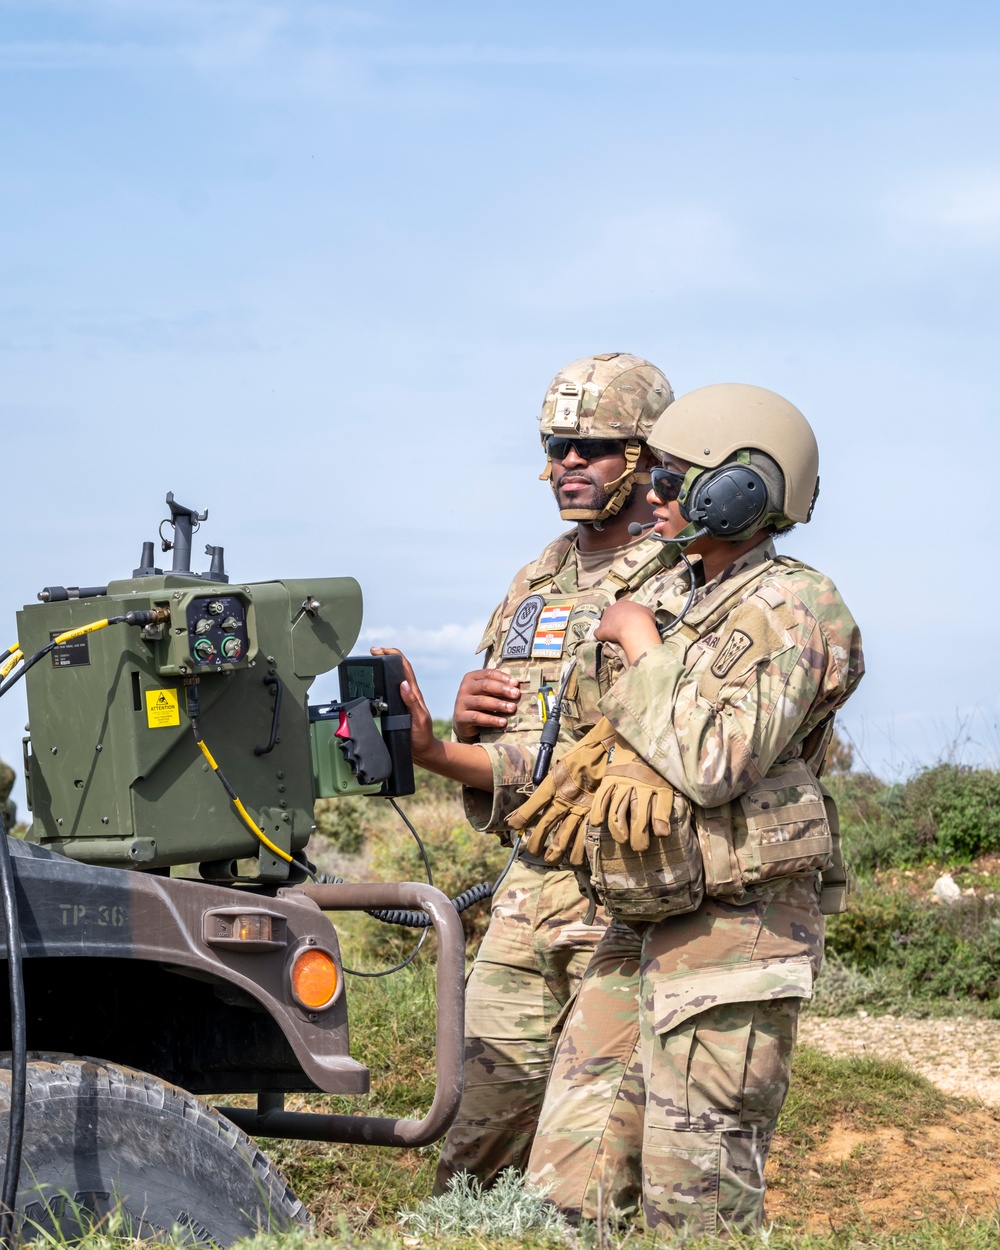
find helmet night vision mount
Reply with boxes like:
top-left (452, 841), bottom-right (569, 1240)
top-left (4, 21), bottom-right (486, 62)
top-left (18, 494), bottom-right (412, 883)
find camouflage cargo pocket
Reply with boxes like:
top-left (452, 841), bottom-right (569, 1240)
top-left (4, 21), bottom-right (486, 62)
top-left (585, 793), bottom-right (704, 923)
top-left (730, 758), bottom-right (832, 889)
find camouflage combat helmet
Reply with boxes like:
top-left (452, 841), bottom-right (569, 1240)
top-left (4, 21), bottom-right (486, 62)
top-left (648, 383), bottom-right (819, 535)
top-left (538, 352), bottom-right (674, 524)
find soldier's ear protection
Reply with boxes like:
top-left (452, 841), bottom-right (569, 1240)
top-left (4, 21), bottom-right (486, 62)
top-left (681, 463), bottom-right (768, 536)
top-left (651, 460), bottom-right (769, 538)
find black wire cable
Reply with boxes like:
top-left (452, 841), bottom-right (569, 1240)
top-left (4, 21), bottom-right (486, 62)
top-left (388, 797), bottom-right (434, 885)
top-left (0, 617), bottom-right (127, 702)
top-left (658, 549), bottom-right (699, 638)
top-left (350, 812), bottom-right (519, 937)
top-left (340, 796), bottom-right (435, 977)
top-left (0, 806), bottom-right (26, 1248)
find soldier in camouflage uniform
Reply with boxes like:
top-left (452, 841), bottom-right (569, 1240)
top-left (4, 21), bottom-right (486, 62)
top-left (513, 384), bottom-right (864, 1233)
top-left (0, 760), bottom-right (16, 832)
top-left (375, 353), bottom-right (674, 1202)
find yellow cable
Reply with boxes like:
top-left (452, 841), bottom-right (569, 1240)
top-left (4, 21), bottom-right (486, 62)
top-left (52, 619), bottom-right (115, 646)
top-left (194, 736), bottom-right (293, 864)
top-left (196, 738), bottom-right (219, 771)
top-left (0, 651), bottom-right (23, 679)
top-left (232, 798), bottom-right (292, 863)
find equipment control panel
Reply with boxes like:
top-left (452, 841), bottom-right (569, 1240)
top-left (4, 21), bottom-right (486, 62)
top-left (185, 595), bottom-right (250, 670)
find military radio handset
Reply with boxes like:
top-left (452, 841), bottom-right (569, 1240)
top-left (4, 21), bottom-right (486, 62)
top-left (531, 659), bottom-right (577, 786)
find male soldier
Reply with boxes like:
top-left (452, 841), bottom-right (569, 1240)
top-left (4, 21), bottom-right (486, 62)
top-left (513, 384), bottom-right (864, 1233)
top-left (376, 352), bottom-right (673, 1205)
top-left (0, 760), bottom-right (15, 832)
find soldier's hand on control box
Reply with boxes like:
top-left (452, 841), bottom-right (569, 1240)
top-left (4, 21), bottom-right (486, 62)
top-left (452, 670), bottom-right (521, 742)
top-left (370, 649), bottom-right (497, 793)
top-left (369, 648), bottom-right (439, 768)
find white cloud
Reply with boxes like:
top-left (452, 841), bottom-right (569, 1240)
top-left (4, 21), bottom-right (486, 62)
top-left (359, 622), bottom-right (482, 657)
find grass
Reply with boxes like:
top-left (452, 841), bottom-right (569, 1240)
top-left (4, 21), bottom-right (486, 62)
top-left (17, 1216), bottom-right (1000, 1250)
top-left (776, 1046), bottom-right (947, 1154)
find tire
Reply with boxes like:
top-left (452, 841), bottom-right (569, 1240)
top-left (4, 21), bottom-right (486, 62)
top-left (0, 1053), bottom-right (310, 1247)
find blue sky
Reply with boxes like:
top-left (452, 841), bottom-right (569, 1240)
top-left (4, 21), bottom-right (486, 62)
top-left (1, 1), bottom-right (999, 810)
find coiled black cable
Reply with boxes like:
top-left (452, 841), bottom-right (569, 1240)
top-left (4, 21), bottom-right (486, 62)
top-left (0, 807), bottom-right (26, 1249)
top-left (325, 797), bottom-right (503, 976)
top-left (367, 879), bottom-right (493, 929)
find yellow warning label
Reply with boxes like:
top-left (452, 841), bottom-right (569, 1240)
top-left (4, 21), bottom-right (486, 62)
top-left (145, 688), bottom-right (180, 729)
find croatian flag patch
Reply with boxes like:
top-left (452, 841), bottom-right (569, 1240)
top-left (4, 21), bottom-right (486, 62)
top-left (532, 605), bottom-right (572, 658)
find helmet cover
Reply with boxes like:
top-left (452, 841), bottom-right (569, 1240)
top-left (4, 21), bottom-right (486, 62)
top-left (539, 352), bottom-right (674, 523)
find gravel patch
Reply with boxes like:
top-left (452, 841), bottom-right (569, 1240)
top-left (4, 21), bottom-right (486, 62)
top-left (799, 1013), bottom-right (1000, 1105)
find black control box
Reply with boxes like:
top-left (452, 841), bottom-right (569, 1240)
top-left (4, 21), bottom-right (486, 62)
top-left (337, 654), bottom-right (415, 798)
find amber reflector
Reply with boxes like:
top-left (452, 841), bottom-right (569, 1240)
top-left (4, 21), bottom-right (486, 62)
top-left (292, 949), bottom-right (338, 1008)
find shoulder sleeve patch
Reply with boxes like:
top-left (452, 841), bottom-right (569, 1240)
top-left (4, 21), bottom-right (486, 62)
top-left (500, 594), bottom-right (545, 660)
top-left (710, 629), bottom-right (754, 678)
top-left (695, 600), bottom-right (794, 702)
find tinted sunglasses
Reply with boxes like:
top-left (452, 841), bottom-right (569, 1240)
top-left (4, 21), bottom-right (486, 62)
top-left (649, 466), bottom-right (688, 504)
top-left (545, 436), bottom-right (625, 461)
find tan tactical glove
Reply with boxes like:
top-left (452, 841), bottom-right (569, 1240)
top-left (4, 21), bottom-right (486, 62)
top-left (507, 716), bottom-right (616, 866)
top-left (590, 738), bottom-right (676, 853)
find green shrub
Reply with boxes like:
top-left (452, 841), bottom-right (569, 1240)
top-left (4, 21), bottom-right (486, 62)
top-left (399, 1170), bottom-right (569, 1239)
top-left (314, 794), bottom-right (374, 856)
top-left (824, 883), bottom-right (1000, 1010)
top-left (825, 771), bottom-right (902, 875)
top-left (828, 764), bottom-right (1000, 874)
top-left (824, 888), bottom-right (919, 971)
top-left (900, 764), bottom-right (1000, 862)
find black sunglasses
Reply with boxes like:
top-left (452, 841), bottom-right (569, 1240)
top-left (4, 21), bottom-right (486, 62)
top-left (649, 466), bottom-right (688, 504)
top-left (545, 436), bottom-right (625, 461)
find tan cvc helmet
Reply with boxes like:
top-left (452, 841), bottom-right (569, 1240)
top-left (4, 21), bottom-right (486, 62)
top-left (648, 383), bottom-right (820, 532)
top-left (538, 352), bottom-right (674, 523)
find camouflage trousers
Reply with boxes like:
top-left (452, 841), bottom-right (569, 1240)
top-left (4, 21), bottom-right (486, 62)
top-left (529, 874), bottom-right (824, 1234)
top-left (433, 858), bottom-right (608, 1193)
top-left (526, 918), bottom-right (645, 1222)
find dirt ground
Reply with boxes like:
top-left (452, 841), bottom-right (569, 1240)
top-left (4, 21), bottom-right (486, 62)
top-left (766, 1014), bottom-right (1000, 1229)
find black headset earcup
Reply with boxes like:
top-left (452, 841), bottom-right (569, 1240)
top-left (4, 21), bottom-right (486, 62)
top-left (681, 465), bottom-right (769, 537)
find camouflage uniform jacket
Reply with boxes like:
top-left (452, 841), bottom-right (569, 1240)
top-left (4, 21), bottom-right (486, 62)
top-left (599, 539), bottom-right (865, 812)
top-left (464, 531), bottom-right (675, 835)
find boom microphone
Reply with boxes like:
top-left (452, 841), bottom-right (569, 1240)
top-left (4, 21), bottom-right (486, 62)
top-left (635, 524), bottom-right (711, 547)
top-left (627, 521), bottom-right (657, 536)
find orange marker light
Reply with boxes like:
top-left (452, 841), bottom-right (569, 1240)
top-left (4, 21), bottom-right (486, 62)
top-left (236, 914), bottom-right (273, 943)
top-left (292, 948), bottom-right (338, 1009)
